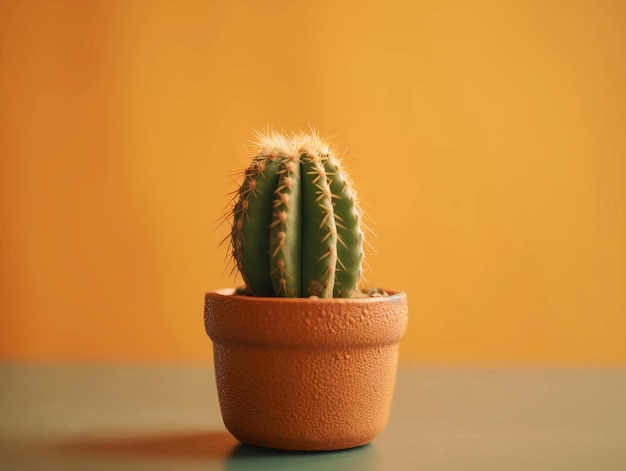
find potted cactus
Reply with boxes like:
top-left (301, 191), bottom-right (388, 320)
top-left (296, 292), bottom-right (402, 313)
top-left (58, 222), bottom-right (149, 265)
top-left (204, 131), bottom-right (408, 451)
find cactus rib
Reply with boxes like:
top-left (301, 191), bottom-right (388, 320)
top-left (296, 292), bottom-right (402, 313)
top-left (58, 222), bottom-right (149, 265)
top-left (270, 155), bottom-right (301, 296)
top-left (322, 157), bottom-right (364, 297)
top-left (301, 153), bottom-right (337, 297)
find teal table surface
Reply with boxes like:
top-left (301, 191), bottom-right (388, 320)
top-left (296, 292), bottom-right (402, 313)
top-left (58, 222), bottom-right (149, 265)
top-left (1, 364), bottom-right (625, 470)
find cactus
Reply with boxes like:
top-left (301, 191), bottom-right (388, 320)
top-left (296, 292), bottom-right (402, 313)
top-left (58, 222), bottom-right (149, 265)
top-left (229, 131), bottom-right (365, 298)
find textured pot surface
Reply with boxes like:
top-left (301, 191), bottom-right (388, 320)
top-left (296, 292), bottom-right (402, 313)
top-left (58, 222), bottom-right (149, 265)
top-left (204, 290), bottom-right (408, 451)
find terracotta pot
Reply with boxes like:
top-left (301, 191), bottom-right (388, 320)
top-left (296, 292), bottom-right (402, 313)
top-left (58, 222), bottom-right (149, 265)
top-left (204, 289), bottom-right (408, 451)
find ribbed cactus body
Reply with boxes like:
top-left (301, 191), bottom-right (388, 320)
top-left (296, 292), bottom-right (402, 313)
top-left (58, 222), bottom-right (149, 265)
top-left (231, 133), bottom-right (364, 298)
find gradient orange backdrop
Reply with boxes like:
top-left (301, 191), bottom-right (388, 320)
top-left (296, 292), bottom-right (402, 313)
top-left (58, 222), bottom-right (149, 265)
top-left (1, 0), bottom-right (624, 364)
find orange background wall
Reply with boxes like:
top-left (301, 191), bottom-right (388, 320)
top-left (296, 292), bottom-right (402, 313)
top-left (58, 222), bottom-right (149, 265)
top-left (1, 0), bottom-right (624, 364)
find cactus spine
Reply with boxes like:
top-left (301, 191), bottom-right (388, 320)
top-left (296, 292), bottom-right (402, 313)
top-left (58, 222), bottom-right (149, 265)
top-left (230, 131), bottom-right (364, 298)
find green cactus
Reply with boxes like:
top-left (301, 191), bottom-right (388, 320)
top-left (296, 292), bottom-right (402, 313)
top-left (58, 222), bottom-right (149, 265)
top-left (229, 131), bottom-right (365, 298)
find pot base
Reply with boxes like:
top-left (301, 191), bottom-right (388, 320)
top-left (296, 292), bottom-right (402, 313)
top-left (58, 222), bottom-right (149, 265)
top-left (233, 433), bottom-right (377, 452)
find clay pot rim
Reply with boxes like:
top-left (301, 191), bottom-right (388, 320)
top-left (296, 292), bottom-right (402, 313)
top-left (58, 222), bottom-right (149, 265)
top-left (205, 288), bottom-right (408, 348)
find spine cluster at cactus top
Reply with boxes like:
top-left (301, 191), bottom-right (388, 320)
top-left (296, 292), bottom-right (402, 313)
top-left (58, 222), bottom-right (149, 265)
top-left (230, 131), bottom-right (364, 298)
